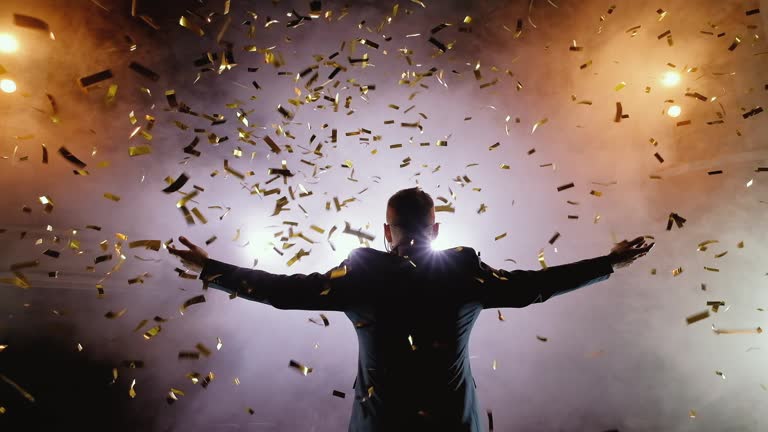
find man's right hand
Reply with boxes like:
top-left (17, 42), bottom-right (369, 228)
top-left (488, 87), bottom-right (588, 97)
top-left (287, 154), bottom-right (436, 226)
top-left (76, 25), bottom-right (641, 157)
top-left (168, 236), bottom-right (209, 273)
top-left (607, 236), bottom-right (654, 271)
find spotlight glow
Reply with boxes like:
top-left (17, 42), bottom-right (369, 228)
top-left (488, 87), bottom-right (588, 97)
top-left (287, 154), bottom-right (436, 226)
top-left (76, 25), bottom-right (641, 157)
top-left (667, 105), bottom-right (681, 117)
top-left (661, 71), bottom-right (681, 87)
top-left (0, 33), bottom-right (18, 53)
top-left (0, 79), bottom-right (16, 93)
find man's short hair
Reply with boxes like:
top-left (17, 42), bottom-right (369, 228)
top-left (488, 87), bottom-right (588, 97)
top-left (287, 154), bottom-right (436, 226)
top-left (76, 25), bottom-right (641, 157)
top-left (386, 187), bottom-right (434, 234)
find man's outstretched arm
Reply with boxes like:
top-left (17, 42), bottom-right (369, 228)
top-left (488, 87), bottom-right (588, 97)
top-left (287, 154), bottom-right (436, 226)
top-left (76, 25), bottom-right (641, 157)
top-left (476, 236), bottom-right (654, 309)
top-left (169, 236), bottom-right (355, 311)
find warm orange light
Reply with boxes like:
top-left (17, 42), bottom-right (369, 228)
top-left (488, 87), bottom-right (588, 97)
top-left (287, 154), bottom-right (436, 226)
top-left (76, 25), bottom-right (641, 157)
top-left (661, 71), bottom-right (681, 87)
top-left (0, 79), bottom-right (16, 93)
top-left (667, 105), bottom-right (681, 117)
top-left (0, 33), bottom-right (18, 53)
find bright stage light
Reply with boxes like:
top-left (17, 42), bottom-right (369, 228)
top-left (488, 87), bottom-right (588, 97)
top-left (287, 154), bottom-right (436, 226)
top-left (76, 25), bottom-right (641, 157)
top-left (661, 71), bottom-right (680, 87)
top-left (667, 105), bottom-right (681, 117)
top-left (0, 79), bottom-right (16, 93)
top-left (0, 33), bottom-right (18, 53)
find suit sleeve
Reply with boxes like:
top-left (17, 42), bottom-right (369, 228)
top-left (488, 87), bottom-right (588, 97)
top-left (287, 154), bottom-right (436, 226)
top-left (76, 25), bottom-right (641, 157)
top-left (474, 254), bottom-right (615, 309)
top-left (198, 256), bottom-right (356, 311)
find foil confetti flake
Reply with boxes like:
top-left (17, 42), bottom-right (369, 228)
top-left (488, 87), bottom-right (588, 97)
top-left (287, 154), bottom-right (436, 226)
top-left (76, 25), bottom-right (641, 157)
top-left (289, 359), bottom-right (313, 376)
top-left (179, 295), bottom-right (206, 315)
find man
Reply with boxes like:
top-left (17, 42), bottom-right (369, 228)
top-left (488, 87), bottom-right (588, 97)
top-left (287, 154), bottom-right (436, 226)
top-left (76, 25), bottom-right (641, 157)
top-left (169, 187), bottom-right (654, 431)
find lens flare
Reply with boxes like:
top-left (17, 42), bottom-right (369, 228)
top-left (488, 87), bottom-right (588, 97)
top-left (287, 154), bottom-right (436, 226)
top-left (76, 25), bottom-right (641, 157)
top-left (661, 71), bottom-right (681, 87)
top-left (0, 79), bottom-right (17, 93)
top-left (0, 33), bottom-right (18, 53)
top-left (667, 105), bottom-right (681, 117)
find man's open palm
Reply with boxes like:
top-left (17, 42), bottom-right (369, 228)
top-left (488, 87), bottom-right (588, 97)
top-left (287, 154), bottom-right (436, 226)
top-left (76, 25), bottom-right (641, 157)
top-left (168, 236), bottom-right (208, 273)
top-left (608, 236), bottom-right (654, 270)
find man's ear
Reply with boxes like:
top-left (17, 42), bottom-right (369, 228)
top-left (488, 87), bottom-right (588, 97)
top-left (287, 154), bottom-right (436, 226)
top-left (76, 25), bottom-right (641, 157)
top-left (384, 223), bottom-right (392, 243)
top-left (432, 223), bottom-right (440, 240)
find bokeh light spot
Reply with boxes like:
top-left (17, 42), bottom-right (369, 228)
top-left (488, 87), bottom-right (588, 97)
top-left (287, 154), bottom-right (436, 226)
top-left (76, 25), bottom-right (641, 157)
top-left (0, 78), bottom-right (17, 93)
top-left (667, 105), bottom-right (681, 117)
top-left (0, 33), bottom-right (18, 53)
top-left (661, 71), bottom-right (681, 87)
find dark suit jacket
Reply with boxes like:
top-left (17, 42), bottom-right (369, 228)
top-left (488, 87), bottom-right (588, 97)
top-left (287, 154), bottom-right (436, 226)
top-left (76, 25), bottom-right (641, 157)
top-left (200, 245), bottom-right (614, 432)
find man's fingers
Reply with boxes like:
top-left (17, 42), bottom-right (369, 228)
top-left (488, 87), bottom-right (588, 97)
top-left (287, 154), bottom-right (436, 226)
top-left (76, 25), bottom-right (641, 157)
top-left (179, 236), bottom-right (196, 249)
top-left (168, 246), bottom-right (179, 256)
top-left (633, 244), bottom-right (654, 256)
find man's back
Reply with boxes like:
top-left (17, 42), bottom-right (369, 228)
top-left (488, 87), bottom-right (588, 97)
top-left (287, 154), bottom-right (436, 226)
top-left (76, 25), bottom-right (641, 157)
top-left (343, 246), bottom-right (485, 431)
top-left (197, 243), bottom-right (616, 432)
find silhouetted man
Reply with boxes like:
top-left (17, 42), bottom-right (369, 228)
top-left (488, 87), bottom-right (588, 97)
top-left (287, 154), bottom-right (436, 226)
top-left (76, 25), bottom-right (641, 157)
top-left (169, 187), bottom-right (654, 432)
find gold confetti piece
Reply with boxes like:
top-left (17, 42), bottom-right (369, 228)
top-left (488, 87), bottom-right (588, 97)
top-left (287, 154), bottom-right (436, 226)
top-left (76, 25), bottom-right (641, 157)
top-left (704, 266), bottom-right (720, 272)
top-left (536, 335), bottom-right (548, 342)
top-left (289, 359), bottom-right (313, 376)
top-left (216, 337), bottom-right (223, 351)
top-left (162, 173), bottom-right (189, 193)
top-left (614, 102), bottom-right (623, 122)
top-left (129, 378), bottom-right (137, 398)
top-left (223, 160), bottom-right (245, 180)
top-left (233, 377), bottom-right (240, 385)
top-left (0, 345), bottom-right (7, 352)
top-left (494, 232), bottom-right (507, 241)
top-left (196, 343), bottom-right (212, 357)
top-left (103, 193), bottom-right (121, 202)
top-left (497, 310), bottom-right (505, 321)
top-left (143, 325), bottom-right (161, 340)
top-left (105, 84), bottom-right (118, 104)
top-left (132, 319), bottom-right (148, 333)
top-left (10, 260), bottom-right (39, 271)
top-left (537, 250), bottom-right (547, 269)
top-left (712, 325), bottom-right (763, 335)
top-left (128, 146), bottom-right (151, 157)
top-left (672, 267), bottom-right (684, 276)
top-left (14, 13), bottom-right (54, 40)
top-left (179, 15), bottom-right (204, 36)
top-left (180, 295), bottom-right (206, 315)
top-left (557, 182), bottom-right (574, 192)
top-left (287, 248), bottom-right (311, 266)
top-left (614, 82), bottom-right (626, 91)
top-left (128, 240), bottom-right (161, 251)
top-left (686, 310), bottom-right (709, 324)
top-left (727, 36), bottom-right (741, 51)
top-left (176, 190), bottom-right (198, 209)
top-left (697, 240), bottom-right (719, 251)
top-left (58, 146), bottom-right (87, 169)
top-left (105, 308), bottom-right (127, 319)
top-left (128, 62), bottom-right (159, 82)
top-left (191, 208), bottom-right (207, 224)
top-left (737, 241), bottom-right (744, 248)
top-left (178, 351), bottom-right (200, 360)
top-left (329, 265), bottom-right (347, 279)
top-left (531, 118), bottom-right (548, 134)
top-left (0, 373), bottom-right (35, 402)
top-left (548, 232), bottom-right (560, 244)
top-left (689, 409), bottom-right (696, 418)
top-left (342, 222), bottom-right (375, 242)
top-left (666, 213), bottom-right (687, 230)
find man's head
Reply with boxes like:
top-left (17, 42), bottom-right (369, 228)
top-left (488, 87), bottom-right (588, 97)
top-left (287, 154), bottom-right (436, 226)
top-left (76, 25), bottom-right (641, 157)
top-left (384, 187), bottom-right (440, 251)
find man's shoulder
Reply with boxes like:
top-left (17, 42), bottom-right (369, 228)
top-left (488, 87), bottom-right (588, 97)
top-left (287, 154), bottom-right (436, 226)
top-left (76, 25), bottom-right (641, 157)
top-left (347, 246), bottom-right (479, 259)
